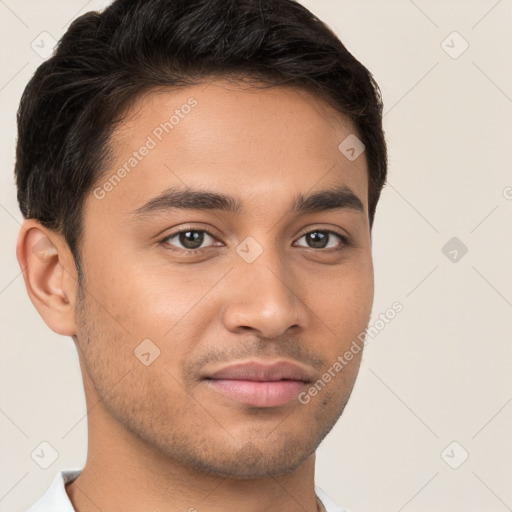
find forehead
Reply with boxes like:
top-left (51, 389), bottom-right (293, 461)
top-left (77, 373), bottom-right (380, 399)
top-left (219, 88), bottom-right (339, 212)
top-left (91, 79), bottom-right (369, 219)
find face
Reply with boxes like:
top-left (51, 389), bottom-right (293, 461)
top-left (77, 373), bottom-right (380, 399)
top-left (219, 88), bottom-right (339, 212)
top-left (74, 79), bottom-right (374, 478)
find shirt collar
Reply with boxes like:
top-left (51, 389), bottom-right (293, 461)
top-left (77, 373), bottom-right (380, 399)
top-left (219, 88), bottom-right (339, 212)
top-left (27, 469), bottom-right (82, 512)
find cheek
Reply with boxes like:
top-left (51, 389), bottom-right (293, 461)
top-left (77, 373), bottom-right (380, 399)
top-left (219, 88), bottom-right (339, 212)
top-left (81, 245), bottom-right (205, 335)
top-left (314, 256), bottom-right (374, 330)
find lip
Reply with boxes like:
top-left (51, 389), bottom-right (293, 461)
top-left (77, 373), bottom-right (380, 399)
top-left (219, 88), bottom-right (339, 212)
top-left (203, 361), bottom-right (313, 408)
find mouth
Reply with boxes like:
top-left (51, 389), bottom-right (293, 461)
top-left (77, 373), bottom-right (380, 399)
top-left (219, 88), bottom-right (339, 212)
top-left (202, 361), bottom-right (313, 408)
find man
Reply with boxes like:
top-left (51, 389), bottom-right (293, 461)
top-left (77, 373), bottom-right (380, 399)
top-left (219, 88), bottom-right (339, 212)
top-left (15, 0), bottom-right (387, 510)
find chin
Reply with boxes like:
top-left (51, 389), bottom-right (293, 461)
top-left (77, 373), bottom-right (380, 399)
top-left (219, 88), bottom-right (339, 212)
top-left (170, 432), bottom-right (318, 479)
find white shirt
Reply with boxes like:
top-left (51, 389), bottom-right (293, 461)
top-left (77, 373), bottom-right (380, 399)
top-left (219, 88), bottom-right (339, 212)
top-left (26, 469), bottom-right (351, 512)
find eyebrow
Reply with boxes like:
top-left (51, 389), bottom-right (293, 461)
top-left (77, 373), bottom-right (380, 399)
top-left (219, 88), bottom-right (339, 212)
top-left (131, 184), bottom-right (364, 219)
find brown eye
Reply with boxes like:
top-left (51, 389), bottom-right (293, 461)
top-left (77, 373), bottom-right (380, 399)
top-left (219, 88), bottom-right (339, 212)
top-left (163, 230), bottom-right (217, 251)
top-left (295, 230), bottom-right (346, 250)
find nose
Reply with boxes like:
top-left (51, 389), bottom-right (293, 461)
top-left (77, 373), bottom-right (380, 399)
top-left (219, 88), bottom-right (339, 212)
top-left (220, 248), bottom-right (310, 339)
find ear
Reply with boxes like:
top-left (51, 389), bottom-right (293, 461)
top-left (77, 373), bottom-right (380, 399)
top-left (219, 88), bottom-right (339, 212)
top-left (16, 220), bottom-right (79, 336)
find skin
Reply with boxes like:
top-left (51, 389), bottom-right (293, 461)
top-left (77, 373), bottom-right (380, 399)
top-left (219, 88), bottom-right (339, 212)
top-left (17, 79), bottom-right (374, 512)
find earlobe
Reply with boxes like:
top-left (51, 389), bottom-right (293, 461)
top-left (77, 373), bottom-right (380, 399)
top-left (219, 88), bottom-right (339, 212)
top-left (16, 220), bottom-right (79, 336)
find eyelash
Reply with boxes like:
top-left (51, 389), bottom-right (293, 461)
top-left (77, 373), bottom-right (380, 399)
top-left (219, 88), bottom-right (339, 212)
top-left (159, 226), bottom-right (350, 256)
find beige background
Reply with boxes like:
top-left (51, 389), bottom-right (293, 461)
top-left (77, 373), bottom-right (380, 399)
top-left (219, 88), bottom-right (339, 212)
top-left (1, 1), bottom-right (511, 511)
